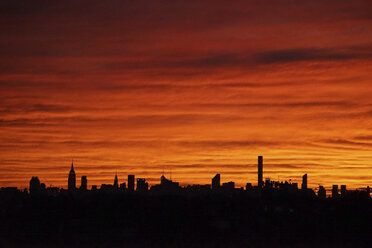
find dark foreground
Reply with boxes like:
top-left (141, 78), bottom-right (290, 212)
top-left (1, 190), bottom-right (371, 248)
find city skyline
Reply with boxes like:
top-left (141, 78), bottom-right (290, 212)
top-left (1, 2), bottom-right (372, 246)
top-left (22, 156), bottom-right (370, 193)
top-left (1, 1), bottom-right (372, 189)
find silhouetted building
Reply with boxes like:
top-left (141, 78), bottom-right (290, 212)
top-left (29, 177), bottom-right (41, 196)
top-left (258, 156), bottom-right (263, 188)
top-left (46, 187), bottom-right (59, 196)
top-left (212, 174), bottom-right (220, 190)
top-left (272, 180), bottom-right (298, 192)
top-left (367, 186), bottom-right (370, 196)
top-left (136, 178), bottom-right (148, 192)
top-left (302, 174), bottom-right (307, 190)
top-left (68, 161), bottom-right (76, 191)
top-left (246, 183), bottom-right (252, 190)
top-left (0, 187), bottom-right (18, 193)
top-left (114, 173), bottom-right (118, 189)
top-left (341, 185), bottom-right (346, 197)
top-left (161, 175), bottom-right (180, 187)
top-left (81, 176), bottom-right (87, 190)
top-left (128, 175), bottom-right (135, 192)
top-left (120, 183), bottom-right (126, 191)
top-left (292, 182), bottom-right (298, 190)
top-left (318, 185), bottom-right (326, 199)
top-left (0, 187), bottom-right (20, 199)
top-left (186, 184), bottom-right (211, 193)
top-left (151, 175), bottom-right (181, 193)
top-left (160, 174), bottom-right (168, 185)
top-left (221, 182), bottom-right (235, 191)
top-left (332, 185), bottom-right (338, 198)
top-left (91, 185), bottom-right (98, 191)
top-left (100, 184), bottom-right (114, 192)
top-left (265, 178), bottom-right (271, 186)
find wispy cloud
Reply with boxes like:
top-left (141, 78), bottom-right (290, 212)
top-left (1, 0), bottom-right (372, 189)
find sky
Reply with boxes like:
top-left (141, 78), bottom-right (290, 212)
top-left (1, 0), bottom-right (372, 190)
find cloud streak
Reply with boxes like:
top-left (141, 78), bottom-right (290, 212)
top-left (0, 0), bottom-right (372, 189)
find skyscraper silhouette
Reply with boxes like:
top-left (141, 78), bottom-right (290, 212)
top-left (81, 176), bottom-right (87, 190)
top-left (29, 176), bottom-right (41, 196)
top-left (114, 173), bottom-right (118, 188)
top-left (68, 161), bottom-right (76, 191)
top-left (222, 181), bottom-right (235, 191)
top-left (318, 185), bottom-right (326, 199)
top-left (128, 175), bottom-right (135, 192)
top-left (212, 174), bottom-right (220, 190)
top-left (302, 174), bottom-right (307, 190)
top-left (258, 156), bottom-right (263, 188)
top-left (332, 185), bottom-right (338, 198)
top-left (341, 185), bottom-right (346, 197)
top-left (136, 178), bottom-right (148, 192)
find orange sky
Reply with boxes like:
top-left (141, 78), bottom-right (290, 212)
top-left (1, 0), bottom-right (372, 190)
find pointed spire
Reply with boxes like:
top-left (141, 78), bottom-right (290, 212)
top-left (114, 171), bottom-right (118, 187)
top-left (70, 159), bottom-right (74, 172)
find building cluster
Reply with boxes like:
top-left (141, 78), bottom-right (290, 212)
top-left (25, 156), bottom-right (371, 199)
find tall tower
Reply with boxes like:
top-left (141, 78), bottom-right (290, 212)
top-left (128, 175), bottom-right (135, 192)
top-left (68, 161), bottom-right (76, 191)
top-left (302, 174), bottom-right (308, 190)
top-left (81, 176), bottom-right (87, 190)
top-left (258, 156), bottom-right (263, 188)
top-left (212, 174), bottom-right (220, 190)
top-left (114, 172), bottom-right (118, 188)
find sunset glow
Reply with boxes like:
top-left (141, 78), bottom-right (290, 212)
top-left (1, 0), bottom-right (372, 189)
